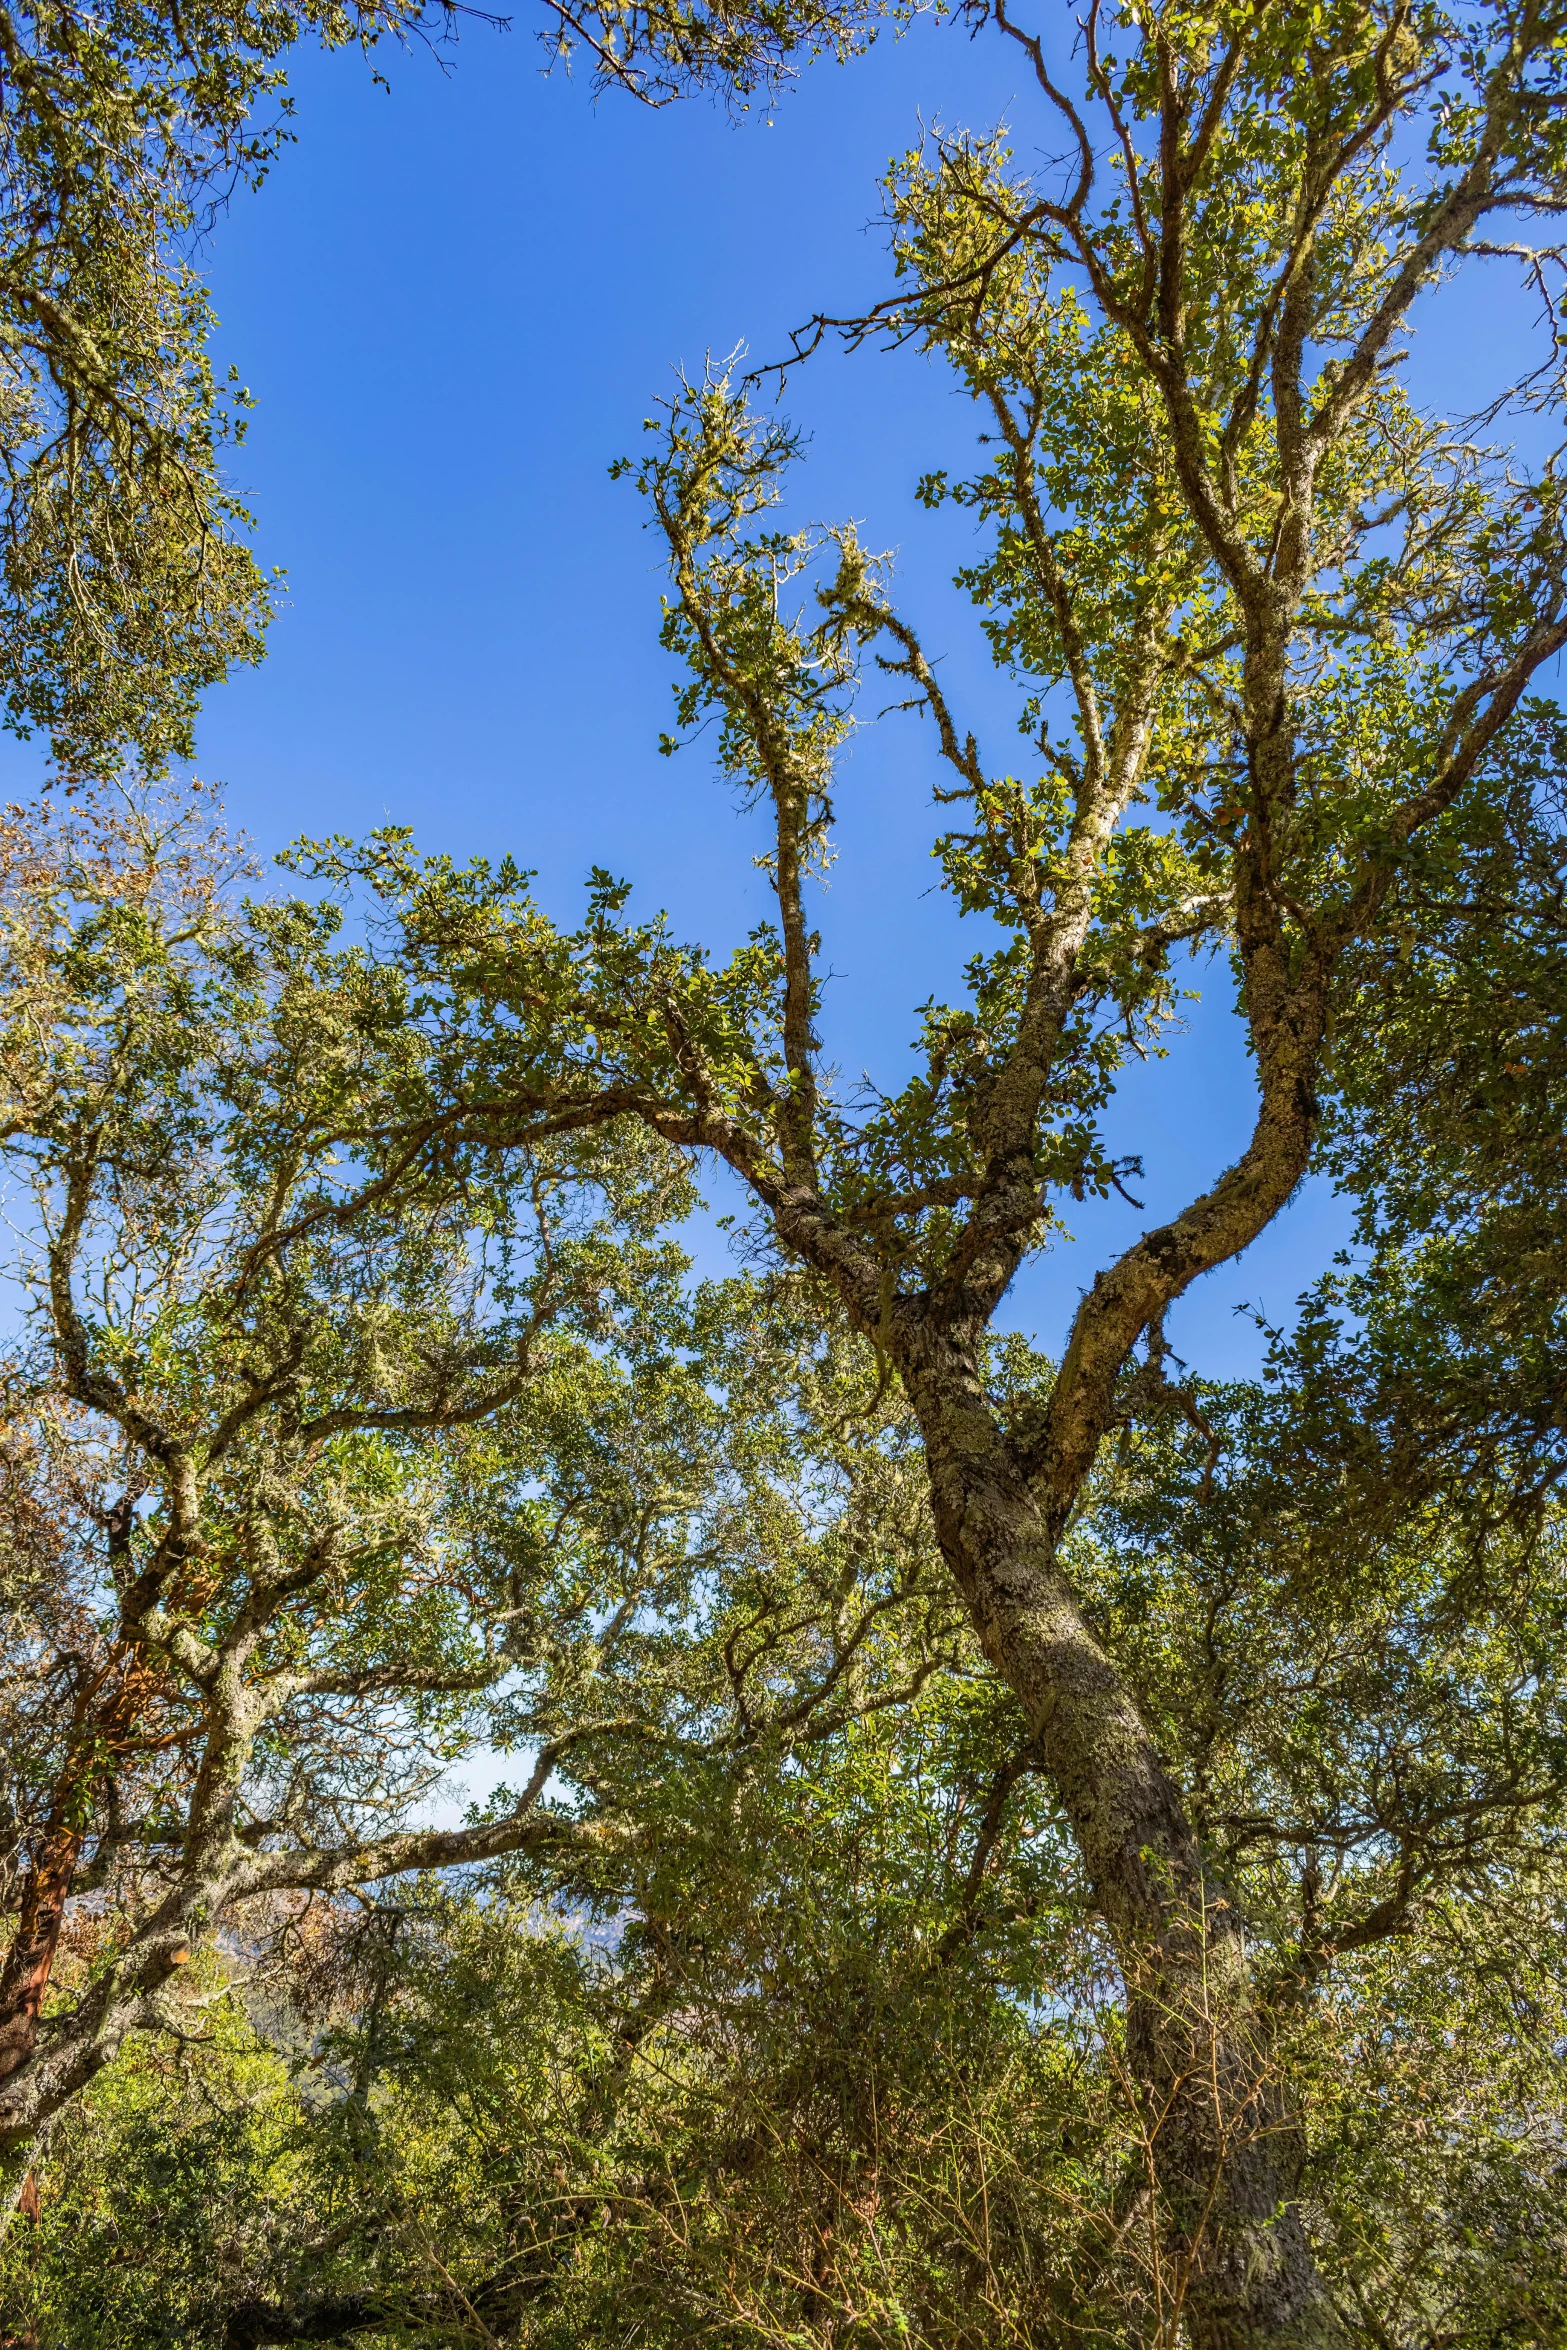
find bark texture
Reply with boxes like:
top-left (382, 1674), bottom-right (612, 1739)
top-left (905, 1321), bottom-right (1337, 2346)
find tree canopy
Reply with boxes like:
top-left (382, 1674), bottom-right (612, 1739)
top-left (5, 2), bottom-right (1567, 2347)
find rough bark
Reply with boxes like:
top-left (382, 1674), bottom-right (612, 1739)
top-left (900, 1316), bottom-right (1336, 2346)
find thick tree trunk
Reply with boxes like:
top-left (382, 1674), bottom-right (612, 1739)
top-left (908, 1348), bottom-right (1339, 2347)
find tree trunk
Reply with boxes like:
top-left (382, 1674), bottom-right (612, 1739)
top-left (909, 1353), bottom-right (1340, 2347)
top-left (0, 1781), bottom-right (91, 2236)
top-left (0, 1802), bottom-right (88, 2088)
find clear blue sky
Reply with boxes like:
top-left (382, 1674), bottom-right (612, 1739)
top-left (22, 15), bottom-right (1549, 1374)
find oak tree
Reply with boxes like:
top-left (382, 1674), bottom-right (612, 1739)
top-left (320, 3), bottom-right (1567, 2336)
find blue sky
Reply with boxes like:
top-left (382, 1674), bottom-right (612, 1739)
top-left (22, 12), bottom-right (1551, 1375)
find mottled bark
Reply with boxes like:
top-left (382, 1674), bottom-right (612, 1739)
top-left (907, 1331), bottom-right (1335, 2345)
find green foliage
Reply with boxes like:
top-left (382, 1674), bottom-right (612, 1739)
top-left (3, 1979), bottom-right (305, 2348)
top-left (13, 1378), bottom-right (1567, 2348)
top-left (12, 1), bottom-right (1567, 2339)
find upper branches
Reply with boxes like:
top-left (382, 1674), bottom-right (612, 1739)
top-left (560, 7), bottom-right (1567, 1554)
top-left (535, 0), bottom-right (905, 103)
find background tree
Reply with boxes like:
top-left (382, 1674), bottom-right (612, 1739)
top-left (0, 786), bottom-right (703, 2180)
